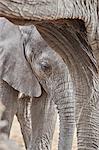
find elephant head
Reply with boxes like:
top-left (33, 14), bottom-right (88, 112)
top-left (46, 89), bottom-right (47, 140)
top-left (0, 18), bottom-right (75, 150)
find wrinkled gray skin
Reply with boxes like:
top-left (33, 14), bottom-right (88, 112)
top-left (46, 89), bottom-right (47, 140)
top-left (0, 18), bottom-right (75, 150)
top-left (0, 1), bottom-right (98, 150)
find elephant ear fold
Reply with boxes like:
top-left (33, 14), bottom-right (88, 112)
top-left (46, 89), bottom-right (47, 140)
top-left (0, 19), bottom-right (41, 97)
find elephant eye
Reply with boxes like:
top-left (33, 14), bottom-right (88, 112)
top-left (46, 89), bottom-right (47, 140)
top-left (40, 61), bottom-right (52, 75)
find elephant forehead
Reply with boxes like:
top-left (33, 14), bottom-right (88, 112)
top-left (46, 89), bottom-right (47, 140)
top-left (40, 49), bottom-right (65, 64)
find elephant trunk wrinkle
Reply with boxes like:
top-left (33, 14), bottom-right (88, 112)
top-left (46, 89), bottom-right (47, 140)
top-left (51, 75), bottom-right (75, 150)
top-left (74, 79), bottom-right (99, 150)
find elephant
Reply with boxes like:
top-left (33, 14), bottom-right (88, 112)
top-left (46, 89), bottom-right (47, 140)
top-left (0, 17), bottom-right (75, 150)
top-left (0, 1), bottom-right (98, 150)
top-left (0, 18), bottom-right (57, 150)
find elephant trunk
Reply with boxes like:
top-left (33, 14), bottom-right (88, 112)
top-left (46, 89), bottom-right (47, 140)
top-left (57, 100), bottom-right (75, 150)
top-left (54, 72), bottom-right (75, 150)
top-left (29, 89), bottom-right (57, 150)
top-left (74, 72), bottom-right (99, 150)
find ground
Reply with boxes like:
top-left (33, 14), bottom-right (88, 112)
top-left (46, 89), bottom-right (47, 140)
top-left (10, 116), bottom-right (77, 150)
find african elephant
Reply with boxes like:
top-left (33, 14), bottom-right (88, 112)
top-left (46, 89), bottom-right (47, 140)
top-left (0, 18), bottom-right (75, 150)
top-left (0, 18), bottom-right (57, 150)
top-left (0, 1), bottom-right (98, 150)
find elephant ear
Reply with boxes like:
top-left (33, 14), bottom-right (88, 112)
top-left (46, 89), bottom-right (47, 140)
top-left (0, 18), bottom-right (41, 97)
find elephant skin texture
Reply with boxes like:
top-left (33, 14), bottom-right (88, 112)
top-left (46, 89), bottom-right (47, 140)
top-left (0, 1), bottom-right (98, 150)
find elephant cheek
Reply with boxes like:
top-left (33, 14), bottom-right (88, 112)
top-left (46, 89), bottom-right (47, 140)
top-left (53, 78), bottom-right (75, 150)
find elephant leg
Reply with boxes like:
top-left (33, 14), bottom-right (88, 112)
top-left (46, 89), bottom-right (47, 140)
top-left (16, 96), bottom-right (32, 149)
top-left (0, 79), bottom-right (18, 136)
top-left (74, 73), bottom-right (99, 150)
top-left (28, 89), bottom-right (57, 150)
